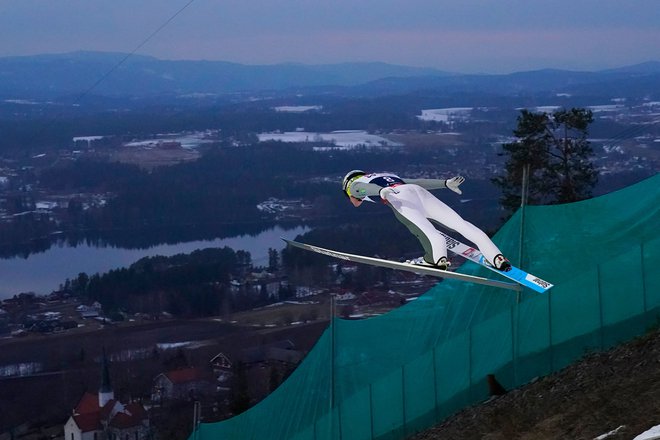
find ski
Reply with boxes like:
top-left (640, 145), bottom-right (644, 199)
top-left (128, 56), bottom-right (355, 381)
top-left (283, 239), bottom-right (521, 292)
top-left (437, 231), bottom-right (553, 294)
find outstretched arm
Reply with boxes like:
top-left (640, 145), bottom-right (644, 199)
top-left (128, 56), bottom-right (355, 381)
top-left (405, 176), bottom-right (465, 194)
top-left (404, 178), bottom-right (447, 190)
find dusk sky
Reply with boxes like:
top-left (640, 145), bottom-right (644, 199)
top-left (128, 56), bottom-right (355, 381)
top-left (1, 0), bottom-right (658, 73)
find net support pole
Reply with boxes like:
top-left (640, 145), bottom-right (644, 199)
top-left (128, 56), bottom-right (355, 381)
top-left (330, 292), bottom-right (336, 439)
top-left (192, 401), bottom-right (201, 440)
top-left (511, 306), bottom-right (518, 386)
top-left (369, 384), bottom-right (375, 440)
top-left (597, 263), bottom-right (604, 350)
top-left (517, 163), bottom-right (530, 303)
top-left (432, 347), bottom-right (439, 423)
top-left (401, 366), bottom-right (407, 438)
top-left (641, 242), bottom-right (648, 312)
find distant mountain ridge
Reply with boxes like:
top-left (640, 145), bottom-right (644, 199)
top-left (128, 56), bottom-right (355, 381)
top-left (359, 62), bottom-right (660, 97)
top-left (0, 51), bottom-right (450, 98)
top-left (0, 51), bottom-right (658, 99)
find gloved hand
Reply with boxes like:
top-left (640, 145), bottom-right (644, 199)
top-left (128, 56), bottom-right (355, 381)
top-left (445, 176), bottom-right (465, 195)
top-left (379, 186), bottom-right (400, 201)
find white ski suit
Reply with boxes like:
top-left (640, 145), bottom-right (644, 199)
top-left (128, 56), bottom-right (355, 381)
top-left (345, 172), bottom-right (504, 266)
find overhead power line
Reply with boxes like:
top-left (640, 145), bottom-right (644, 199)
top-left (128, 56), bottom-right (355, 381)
top-left (74, 0), bottom-right (197, 104)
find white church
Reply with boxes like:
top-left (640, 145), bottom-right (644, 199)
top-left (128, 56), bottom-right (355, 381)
top-left (63, 351), bottom-right (150, 440)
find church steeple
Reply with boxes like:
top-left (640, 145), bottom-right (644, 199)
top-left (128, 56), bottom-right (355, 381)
top-left (98, 348), bottom-right (114, 407)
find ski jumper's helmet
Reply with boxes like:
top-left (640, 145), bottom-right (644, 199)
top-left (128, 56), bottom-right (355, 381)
top-left (342, 170), bottom-right (365, 196)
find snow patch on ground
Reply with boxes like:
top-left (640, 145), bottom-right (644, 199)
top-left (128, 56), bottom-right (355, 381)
top-left (257, 130), bottom-right (402, 149)
top-left (417, 108), bottom-right (473, 122)
top-left (634, 424), bottom-right (660, 440)
top-left (594, 425), bottom-right (626, 439)
top-left (273, 105), bottom-right (322, 112)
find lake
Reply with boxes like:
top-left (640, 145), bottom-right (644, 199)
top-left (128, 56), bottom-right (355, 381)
top-left (0, 225), bottom-right (309, 300)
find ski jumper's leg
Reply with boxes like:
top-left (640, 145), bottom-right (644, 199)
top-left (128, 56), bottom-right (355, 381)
top-left (416, 186), bottom-right (503, 264)
top-left (383, 185), bottom-right (448, 264)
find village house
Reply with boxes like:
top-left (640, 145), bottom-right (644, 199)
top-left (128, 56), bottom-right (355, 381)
top-left (209, 352), bottom-right (233, 392)
top-left (152, 367), bottom-right (215, 402)
top-left (294, 286), bottom-right (324, 299)
top-left (230, 272), bottom-right (288, 301)
top-left (77, 302), bottom-right (103, 319)
top-left (332, 290), bottom-right (357, 303)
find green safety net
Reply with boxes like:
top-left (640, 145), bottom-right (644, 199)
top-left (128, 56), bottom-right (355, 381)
top-left (191, 174), bottom-right (660, 440)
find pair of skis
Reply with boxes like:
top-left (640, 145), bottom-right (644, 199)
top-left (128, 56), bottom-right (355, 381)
top-left (283, 232), bottom-right (553, 294)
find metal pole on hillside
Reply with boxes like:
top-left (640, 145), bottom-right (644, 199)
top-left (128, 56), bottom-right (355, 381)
top-left (330, 292), bottom-right (336, 438)
top-left (517, 163), bottom-right (530, 303)
top-left (192, 401), bottom-right (201, 440)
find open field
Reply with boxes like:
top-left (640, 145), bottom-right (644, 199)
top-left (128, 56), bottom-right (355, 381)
top-left (224, 299), bottom-right (331, 327)
top-left (107, 145), bottom-right (200, 169)
top-left (385, 132), bottom-right (470, 150)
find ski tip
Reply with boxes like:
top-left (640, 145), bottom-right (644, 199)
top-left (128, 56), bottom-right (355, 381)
top-left (523, 273), bottom-right (554, 293)
top-left (282, 238), bottom-right (303, 248)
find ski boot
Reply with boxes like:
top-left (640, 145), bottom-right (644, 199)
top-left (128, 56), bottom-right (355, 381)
top-left (406, 256), bottom-right (451, 271)
top-left (427, 256), bottom-right (451, 271)
top-left (493, 254), bottom-right (512, 272)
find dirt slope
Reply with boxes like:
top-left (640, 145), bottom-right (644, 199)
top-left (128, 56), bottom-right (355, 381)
top-left (410, 328), bottom-right (660, 440)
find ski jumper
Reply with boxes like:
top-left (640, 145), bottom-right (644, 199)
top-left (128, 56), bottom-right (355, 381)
top-left (345, 172), bottom-right (504, 266)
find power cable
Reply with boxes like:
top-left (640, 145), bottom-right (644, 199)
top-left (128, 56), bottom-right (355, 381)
top-left (599, 118), bottom-right (660, 146)
top-left (73, 0), bottom-right (197, 104)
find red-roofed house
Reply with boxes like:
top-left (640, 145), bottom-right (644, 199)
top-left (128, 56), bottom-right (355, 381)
top-left (152, 367), bottom-right (214, 402)
top-left (64, 351), bottom-right (150, 440)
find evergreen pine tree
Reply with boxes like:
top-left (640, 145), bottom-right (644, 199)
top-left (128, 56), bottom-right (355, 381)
top-left (493, 107), bottom-right (597, 214)
top-left (268, 248), bottom-right (279, 272)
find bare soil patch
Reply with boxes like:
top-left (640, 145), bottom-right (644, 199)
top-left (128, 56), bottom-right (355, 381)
top-left (410, 328), bottom-right (660, 440)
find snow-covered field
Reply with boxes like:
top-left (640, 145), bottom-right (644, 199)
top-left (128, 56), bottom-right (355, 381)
top-left (257, 130), bottom-right (402, 149)
top-left (73, 135), bottom-right (105, 142)
top-left (72, 131), bottom-right (218, 150)
top-left (417, 107), bottom-right (473, 122)
top-left (3, 99), bottom-right (43, 105)
top-left (521, 104), bottom-right (626, 114)
top-left (123, 131), bottom-right (217, 149)
top-left (531, 105), bottom-right (562, 113)
top-left (588, 104), bottom-right (626, 112)
top-left (273, 105), bottom-right (322, 112)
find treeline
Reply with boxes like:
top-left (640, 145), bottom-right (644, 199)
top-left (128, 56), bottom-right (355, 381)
top-left (64, 247), bottom-right (251, 318)
top-left (37, 144), bottom-right (433, 241)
